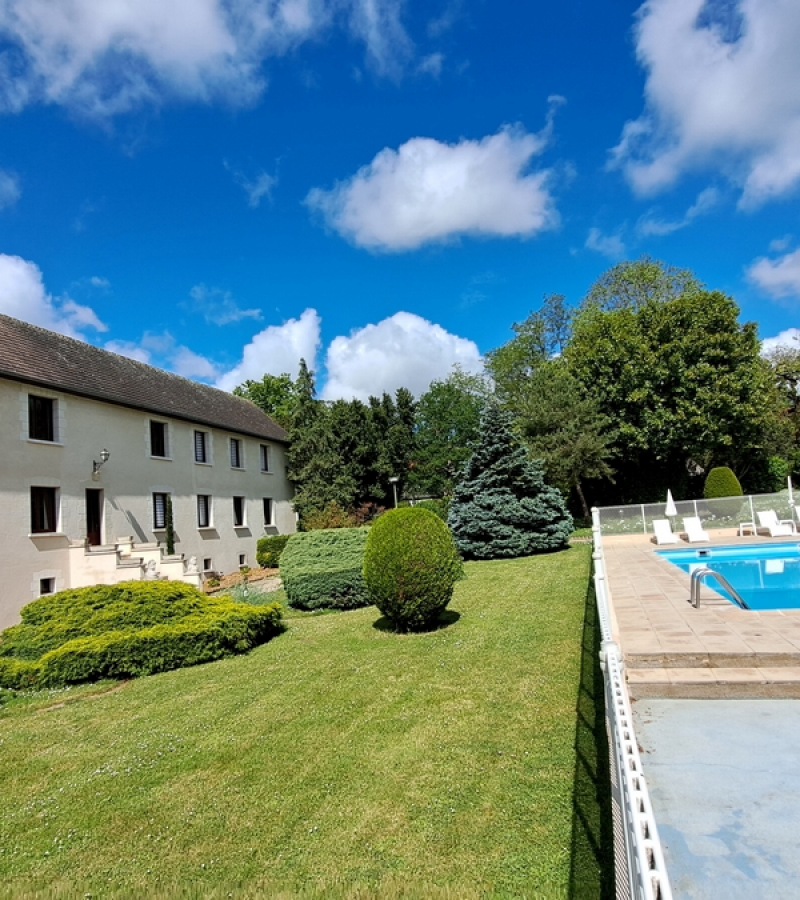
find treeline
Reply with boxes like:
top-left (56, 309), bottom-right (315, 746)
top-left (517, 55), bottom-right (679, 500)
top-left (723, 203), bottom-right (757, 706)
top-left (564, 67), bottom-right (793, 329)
top-left (235, 258), bottom-right (800, 523)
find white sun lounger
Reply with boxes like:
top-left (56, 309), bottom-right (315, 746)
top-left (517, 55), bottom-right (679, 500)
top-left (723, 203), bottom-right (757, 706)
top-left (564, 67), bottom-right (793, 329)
top-left (652, 519), bottom-right (678, 544)
top-left (683, 516), bottom-right (710, 543)
top-left (756, 510), bottom-right (796, 537)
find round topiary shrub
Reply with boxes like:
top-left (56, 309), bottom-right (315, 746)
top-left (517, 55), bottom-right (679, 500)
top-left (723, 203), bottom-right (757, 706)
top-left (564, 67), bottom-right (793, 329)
top-left (363, 507), bottom-right (464, 632)
top-left (704, 466), bottom-right (743, 499)
top-left (703, 466), bottom-right (744, 520)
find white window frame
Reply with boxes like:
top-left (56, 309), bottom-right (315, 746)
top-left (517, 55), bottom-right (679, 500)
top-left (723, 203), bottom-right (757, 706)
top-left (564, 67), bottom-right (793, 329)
top-left (260, 443), bottom-right (271, 473)
top-left (230, 437), bottom-right (243, 469)
top-left (149, 420), bottom-right (170, 459)
top-left (197, 494), bottom-right (212, 529)
top-left (233, 495), bottom-right (246, 527)
top-left (194, 430), bottom-right (211, 465)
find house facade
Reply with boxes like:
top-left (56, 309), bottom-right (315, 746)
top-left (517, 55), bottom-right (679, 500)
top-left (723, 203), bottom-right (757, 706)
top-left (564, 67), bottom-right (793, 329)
top-left (0, 314), bottom-right (296, 629)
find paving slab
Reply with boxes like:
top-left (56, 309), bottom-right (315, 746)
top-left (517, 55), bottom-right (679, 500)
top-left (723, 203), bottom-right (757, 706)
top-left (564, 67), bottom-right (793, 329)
top-left (633, 699), bottom-right (800, 900)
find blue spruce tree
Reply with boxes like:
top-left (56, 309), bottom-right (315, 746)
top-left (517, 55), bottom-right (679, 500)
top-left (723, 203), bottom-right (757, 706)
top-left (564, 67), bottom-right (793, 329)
top-left (447, 403), bottom-right (572, 559)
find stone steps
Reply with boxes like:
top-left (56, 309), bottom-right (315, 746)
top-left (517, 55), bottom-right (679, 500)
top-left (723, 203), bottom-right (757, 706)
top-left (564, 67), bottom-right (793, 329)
top-left (627, 666), bottom-right (800, 699)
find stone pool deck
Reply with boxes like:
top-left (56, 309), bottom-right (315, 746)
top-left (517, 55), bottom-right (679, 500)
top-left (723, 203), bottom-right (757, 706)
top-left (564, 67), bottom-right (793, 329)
top-left (601, 530), bottom-right (800, 698)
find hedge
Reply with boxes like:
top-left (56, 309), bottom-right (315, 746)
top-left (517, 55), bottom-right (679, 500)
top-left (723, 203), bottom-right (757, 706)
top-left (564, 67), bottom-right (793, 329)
top-left (256, 534), bottom-right (292, 568)
top-left (279, 527), bottom-right (371, 611)
top-left (0, 581), bottom-right (283, 689)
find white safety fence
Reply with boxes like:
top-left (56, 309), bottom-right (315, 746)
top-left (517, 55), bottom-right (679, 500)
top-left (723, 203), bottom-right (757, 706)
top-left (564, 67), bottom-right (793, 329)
top-left (592, 509), bottom-right (673, 900)
top-left (596, 488), bottom-right (795, 538)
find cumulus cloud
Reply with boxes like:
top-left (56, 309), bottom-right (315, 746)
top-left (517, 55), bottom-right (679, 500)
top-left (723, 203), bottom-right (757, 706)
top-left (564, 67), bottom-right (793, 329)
top-left (189, 283), bottom-right (262, 325)
top-left (306, 117), bottom-right (560, 252)
top-left (215, 308), bottom-right (321, 391)
top-left (762, 327), bottom-right (800, 355)
top-left (638, 186), bottom-right (721, 236)
top-left (0, 168), bottom-right (20, 208)
top-left (105, 330), bottom-right (221, 379)
top-left (0, 253), bottom-right (106, 337)
top-left (322, 311), bottom-right (482, 401)
top-left (747, 246), bottom-right (800, 298)
top-left (611, 0), bottom-right (800, 207)
top-left (585, 227), bottom-right (626, 259)
top-left (0, 0), bottom-right (413, 117)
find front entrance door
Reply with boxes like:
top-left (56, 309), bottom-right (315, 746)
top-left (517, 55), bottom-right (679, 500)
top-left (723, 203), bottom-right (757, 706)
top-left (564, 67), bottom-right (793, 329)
top-left (86, 489), bottom-right (102, 546)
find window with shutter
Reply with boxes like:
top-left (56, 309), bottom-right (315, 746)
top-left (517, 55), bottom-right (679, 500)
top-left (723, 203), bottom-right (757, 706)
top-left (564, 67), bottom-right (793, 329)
top-left (153, 492), bottom-right (168, 529)
top-left (230, 438), bottom-right (242, 468)
top-left (197, 495), bottom-right (211, 527)
top-left (194, 430), bottom-right (208, 463)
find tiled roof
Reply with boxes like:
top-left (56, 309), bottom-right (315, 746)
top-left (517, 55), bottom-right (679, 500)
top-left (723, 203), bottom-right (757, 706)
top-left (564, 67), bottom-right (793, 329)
top-left (0, 314), bottom-right (288, 443)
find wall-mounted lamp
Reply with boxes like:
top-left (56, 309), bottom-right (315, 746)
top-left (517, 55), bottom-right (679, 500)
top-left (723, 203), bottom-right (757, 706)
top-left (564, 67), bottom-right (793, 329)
top-left (92, 448), bottom-right (110, 475)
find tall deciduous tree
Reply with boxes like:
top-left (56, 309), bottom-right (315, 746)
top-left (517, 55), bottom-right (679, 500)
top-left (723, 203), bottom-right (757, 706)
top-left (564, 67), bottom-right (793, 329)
top-left (233, 373), bottom-right (296, 429)
top-left (448, 404), bottom-right (572, 559)
top-left (565, 264), bottom-right (783, 500)
top-left (515, 360), bottom-right (616, 518)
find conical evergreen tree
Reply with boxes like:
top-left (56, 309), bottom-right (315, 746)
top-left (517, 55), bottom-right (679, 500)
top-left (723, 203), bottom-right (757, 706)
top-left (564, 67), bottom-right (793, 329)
top-left (448, 404), bottom-right (572, 559)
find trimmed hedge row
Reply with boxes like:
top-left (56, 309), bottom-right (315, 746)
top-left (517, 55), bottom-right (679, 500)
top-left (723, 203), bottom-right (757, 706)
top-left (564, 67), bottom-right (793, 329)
top-left (256, 534), bottom-right (292, 568)
top-left (280, 527), bottom-right (370, 610)
top-left (0, 581), bottom-right (283, 689)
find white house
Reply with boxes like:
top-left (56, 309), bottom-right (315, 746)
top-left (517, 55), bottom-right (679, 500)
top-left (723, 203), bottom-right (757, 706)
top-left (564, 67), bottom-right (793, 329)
top-left (0, 313), bottom-right (296, 629)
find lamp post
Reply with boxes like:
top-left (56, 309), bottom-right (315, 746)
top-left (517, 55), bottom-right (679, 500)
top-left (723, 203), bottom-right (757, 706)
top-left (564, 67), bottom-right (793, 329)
top-left (389, 476), bottom-right (399, 508)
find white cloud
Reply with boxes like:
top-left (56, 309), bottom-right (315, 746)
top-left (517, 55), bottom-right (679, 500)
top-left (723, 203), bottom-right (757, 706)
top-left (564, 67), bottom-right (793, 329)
top-left (762, 327), bottom-right (800, 355)
top-left (611, 0), bottom-right (800, 207)
top-left (215, 308), bottom-right (321, 391)
top-left (638, 186), bottom-right (721, 236)
top-left (171, 346), bottom-right (220, 379)
top-left (0, 253), bottom-right (106, 337)
top-left (189, 283), bottom-right (262, 325)
top-left (105, 330), bottom-right (220, 379)
top-left (0, 0), bottom-right (412, 117)
top-left (224, 161), bottom-right (278, 207)
top-left (322, 311), bottom-right (483, 401)
top-left (104, 339), bottom-right (152, 363)
top-left (306, 120), bottom-right (559, 252)
top-left (747, 247), bottom-right (800, 298)
top-left (585, 227), bottom-right (626, 259)
top-left (0, 168), bottom-right (20, 209)
top-left (417, 52), bottom-right (444, 77)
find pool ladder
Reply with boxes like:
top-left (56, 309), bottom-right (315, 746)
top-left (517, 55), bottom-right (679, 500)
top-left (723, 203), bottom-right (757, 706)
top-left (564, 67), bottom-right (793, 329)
top-left (689, 567), bottom-right (750, 610)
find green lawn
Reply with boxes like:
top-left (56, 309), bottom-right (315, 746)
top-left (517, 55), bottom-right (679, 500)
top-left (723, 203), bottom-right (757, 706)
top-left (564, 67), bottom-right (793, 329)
top-left (0, 545), bottom-right (612, 899)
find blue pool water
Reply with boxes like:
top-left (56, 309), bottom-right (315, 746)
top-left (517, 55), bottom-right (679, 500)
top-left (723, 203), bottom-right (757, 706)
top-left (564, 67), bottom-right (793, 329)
top-left (658, 543), bottom-right (800, 610)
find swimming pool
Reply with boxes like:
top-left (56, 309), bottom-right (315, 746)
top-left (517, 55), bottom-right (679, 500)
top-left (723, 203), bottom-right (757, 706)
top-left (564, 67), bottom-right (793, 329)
top-left (658, 543), bottom-right (800, 610)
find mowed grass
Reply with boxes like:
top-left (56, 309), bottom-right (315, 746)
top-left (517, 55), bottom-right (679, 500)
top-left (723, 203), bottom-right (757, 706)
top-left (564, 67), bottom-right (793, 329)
top-left (0, 545), bottom-right (611, 899)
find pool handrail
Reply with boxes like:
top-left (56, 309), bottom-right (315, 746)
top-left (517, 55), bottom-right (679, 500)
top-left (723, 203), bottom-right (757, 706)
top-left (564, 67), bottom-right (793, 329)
top-left (688, 566), bottom-right (750, 610)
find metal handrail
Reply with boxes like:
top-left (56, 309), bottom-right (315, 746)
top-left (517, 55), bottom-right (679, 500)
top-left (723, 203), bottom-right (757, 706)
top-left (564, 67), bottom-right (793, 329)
top-left (689, 567), bottom-right (750, 610)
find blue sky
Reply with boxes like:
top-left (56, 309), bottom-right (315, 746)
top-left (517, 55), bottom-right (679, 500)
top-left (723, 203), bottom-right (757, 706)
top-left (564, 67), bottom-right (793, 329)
top-left (1, 0), bottom-right (799, 401)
